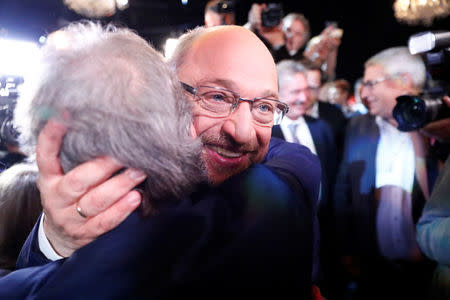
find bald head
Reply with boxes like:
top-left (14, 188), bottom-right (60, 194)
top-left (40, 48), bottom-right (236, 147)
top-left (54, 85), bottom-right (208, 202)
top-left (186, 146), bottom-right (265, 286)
top-left (169, 25), bottom-right (279, 184)
top-left (175, 25), bottom-right (278, 96)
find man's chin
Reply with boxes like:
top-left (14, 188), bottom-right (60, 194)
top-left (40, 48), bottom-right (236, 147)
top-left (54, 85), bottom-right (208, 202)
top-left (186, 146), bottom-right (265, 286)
top-left (204, 160), bottom-right (250, 185)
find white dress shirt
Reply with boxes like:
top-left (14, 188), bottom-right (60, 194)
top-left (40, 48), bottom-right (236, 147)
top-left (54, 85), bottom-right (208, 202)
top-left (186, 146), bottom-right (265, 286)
top-left (375, 116), bottom-right (415, 192)
top-left (375, 116), bottom-right (418, 261)
top-left (280, 116), bottom-right (317, 155)
top-left (38, 213), bottom-right (63, 260)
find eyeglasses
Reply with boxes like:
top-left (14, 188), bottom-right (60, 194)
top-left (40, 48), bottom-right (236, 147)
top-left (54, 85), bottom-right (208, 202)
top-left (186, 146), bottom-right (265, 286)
top-left (361, 75), bottom-right (394, 89)
top-left (180, 82), bottom-right (289, 126)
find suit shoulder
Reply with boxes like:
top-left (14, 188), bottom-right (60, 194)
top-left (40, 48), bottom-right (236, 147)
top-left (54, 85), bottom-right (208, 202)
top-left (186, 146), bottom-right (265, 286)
top-left (267, 137), bottom-right (318, 164)
top-left (347, 114), bottom-right (375, 130)
top-left (319, 101), bottom-right (344, 115)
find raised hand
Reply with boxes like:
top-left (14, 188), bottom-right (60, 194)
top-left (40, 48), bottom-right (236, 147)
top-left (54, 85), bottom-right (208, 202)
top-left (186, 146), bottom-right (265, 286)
top-left (37, 120), bottom-right (146, 257)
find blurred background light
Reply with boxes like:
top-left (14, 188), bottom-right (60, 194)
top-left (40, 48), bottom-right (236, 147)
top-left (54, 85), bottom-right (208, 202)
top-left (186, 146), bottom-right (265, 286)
top-left (164, 37), bottom-right (179, 59)
top-left (0, 39), bottom-right (40, 77)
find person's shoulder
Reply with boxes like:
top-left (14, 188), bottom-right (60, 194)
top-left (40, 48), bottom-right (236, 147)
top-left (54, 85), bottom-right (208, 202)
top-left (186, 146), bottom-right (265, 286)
top-left (268, 137), bottom-right (318, 162)
top-left (318, 101), bottom-right (345, 116)
top-left (347, 113), bottom-right (374, 128)
top-left (304, 114), bottom-right (331, 127)
top-left (265, 137), bottom-right (321, 207)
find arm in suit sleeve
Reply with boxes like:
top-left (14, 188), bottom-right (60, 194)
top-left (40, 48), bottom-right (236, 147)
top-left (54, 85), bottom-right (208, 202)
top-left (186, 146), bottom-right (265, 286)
top-left (0, 259), bottom-right (63, 299)
top-left (263, 137), bottom-right (322, 282)
top-left (333, 120), bottom-right (355, 255)
top-left (263, 137), bottom-right (321, 208)
top-left (16, 138), bottom-right (321, 272)
top-left (416, 155), bottom-right (450, 265)
top-left (11, 154), bottom-right (320, 299)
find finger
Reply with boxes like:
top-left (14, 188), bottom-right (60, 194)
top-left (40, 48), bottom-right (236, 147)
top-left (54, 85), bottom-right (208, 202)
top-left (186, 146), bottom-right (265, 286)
top-left (56, 156), bottom-right (125, 206)
top-left (36, 120), bottom-right (67, 177)
top-left (84, 190), bottom-right (142, 237)
top-left (77, 167), bottom-right (146, 217)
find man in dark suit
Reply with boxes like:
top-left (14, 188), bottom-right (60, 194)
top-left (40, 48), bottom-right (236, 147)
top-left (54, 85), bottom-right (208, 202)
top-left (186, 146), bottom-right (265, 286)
top-left (275, 59), bottom-right (337, 209)
top-left (5, 23), bottom-right (321, 299)
top-left (300, 59), bottom-right (348, 161)
top-left (274, 59), bottom-right (337, 297)
top-left (333, 46), bottom-right (437, 300)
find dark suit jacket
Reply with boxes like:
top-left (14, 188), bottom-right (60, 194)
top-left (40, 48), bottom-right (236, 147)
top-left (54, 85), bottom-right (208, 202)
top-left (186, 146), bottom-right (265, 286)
top-left (317, 101), bottom-right (348, 162)
top-left (272, 45), bottom-right (305, 63)
top-left (3, 138), bottom-right (321, 300)
top-left (272, 116), bottom-right (337, 284)
top-left (272, 116), bottom-right (337, 209)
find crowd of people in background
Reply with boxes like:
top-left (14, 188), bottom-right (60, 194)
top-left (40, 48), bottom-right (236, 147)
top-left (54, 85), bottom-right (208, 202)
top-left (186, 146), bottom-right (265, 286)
top-left (0, 1), bottom-right (448, 299)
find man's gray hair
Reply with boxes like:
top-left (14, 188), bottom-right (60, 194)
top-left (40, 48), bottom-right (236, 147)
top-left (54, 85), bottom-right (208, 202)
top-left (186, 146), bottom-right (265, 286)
top-left (282, 13), bottom-right (310, 46)
top-left (14, 21), bottom-right (203, 215)
top-left (276, 59), bottom-right (308, 91)
top-left (365, 46), bottom-right (426, 90)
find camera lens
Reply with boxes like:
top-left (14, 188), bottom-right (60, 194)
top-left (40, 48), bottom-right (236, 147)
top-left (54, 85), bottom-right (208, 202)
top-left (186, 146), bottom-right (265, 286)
top-left (404, 97), bottom-right (425, 123)
top-left (393, 95), bottom-right (450, 131)
top-left (393, 95), bottom-right (426, 131)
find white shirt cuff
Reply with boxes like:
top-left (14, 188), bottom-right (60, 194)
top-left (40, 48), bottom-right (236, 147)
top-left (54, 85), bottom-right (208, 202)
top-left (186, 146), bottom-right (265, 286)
top-left (38, 213), bottom-right (64, 261)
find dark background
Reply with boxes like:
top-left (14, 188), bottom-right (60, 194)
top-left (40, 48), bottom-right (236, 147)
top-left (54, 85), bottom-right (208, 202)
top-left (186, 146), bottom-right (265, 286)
top-left (0, 0), bottom-right (449, 86)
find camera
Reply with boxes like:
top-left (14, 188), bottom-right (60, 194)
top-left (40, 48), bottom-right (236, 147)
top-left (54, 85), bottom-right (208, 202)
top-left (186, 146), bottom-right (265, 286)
top-left (393, 31), bottom-right (450, 132)
top-left (261, 3), bottom-right (283, 28)
top-left (212, 0), bottom-right (235, 14)
top-left (0, 76), bottom-right (22, 149)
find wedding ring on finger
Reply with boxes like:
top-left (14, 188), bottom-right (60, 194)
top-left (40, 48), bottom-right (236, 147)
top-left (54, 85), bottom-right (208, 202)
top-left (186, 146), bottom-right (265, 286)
top-left (76, 202), bottom-right (87, 219)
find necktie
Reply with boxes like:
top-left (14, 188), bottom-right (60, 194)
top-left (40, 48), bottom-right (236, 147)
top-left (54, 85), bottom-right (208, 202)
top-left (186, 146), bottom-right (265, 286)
top-left (288, 123), bottom-right (300, 144)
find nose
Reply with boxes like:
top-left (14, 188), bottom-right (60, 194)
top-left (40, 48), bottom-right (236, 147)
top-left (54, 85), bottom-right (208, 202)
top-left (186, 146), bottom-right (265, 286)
top-left (296, 91), bottom-right (307, 103)
top-left (221, 102), bottom-right (256, 145)
top-left (360, 85), bottom-right (370, 100)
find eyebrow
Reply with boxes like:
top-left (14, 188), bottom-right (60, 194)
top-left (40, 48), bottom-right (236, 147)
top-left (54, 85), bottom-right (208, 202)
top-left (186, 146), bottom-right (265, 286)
top-left (197, 77), bottom-right (279, 99)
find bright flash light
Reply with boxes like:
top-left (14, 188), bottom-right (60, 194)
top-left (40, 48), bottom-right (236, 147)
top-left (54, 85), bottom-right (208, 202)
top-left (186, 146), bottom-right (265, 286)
top-left (47, 30), bottom-right (71, 50)
top-left (0, 39), bottom-right (40, 77)
top-left (181, 0), bottom-right (188, 5)
top-left (39, 35), bottom-right (47, 44)
top-left (116, 0), bottom-right (129, 10)
top-left (164, 38), bottom-right (179, 59)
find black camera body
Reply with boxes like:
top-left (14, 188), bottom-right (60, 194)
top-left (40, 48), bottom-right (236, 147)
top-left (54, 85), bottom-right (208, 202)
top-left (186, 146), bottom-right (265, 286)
top-left (0, 76), bottom-right (22, 149)
top-left (261, 3), bottom-right (283, 28)
top-left (213, 0), bottom-right (235, 14)
top-left (393, 31), bottom-right (450, 132)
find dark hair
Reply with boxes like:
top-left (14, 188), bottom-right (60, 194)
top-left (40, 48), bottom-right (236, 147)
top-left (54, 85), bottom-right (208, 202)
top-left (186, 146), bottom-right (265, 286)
top-left (0, 162), bottom-right (41, 270)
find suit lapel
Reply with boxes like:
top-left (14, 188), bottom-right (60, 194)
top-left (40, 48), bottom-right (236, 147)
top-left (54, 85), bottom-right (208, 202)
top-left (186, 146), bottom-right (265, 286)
top-left (271, 125), bottom-right (286, 140)
top-left (304, 116), bottom-right (324, 162)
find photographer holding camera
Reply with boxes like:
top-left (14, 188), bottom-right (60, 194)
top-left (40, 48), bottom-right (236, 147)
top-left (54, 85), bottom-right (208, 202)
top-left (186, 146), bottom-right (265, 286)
top-left (0, 84), bottom-right (26, 172)
top-left (204, 0), bottom-right (236, 27)
top-left (333, 46), bottom-right (437, 300)
top-left (245, 3), bottom-right (285, 53)
top-left (391, 33), bottom-right (450, 298)
top-left (247, 5), bottom-right (342, 81)
top-left (416, 94), bottom-right (450, 299)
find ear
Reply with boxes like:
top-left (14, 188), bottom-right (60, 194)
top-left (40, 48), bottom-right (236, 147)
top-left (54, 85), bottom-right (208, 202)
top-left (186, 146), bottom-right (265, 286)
top-left (399, 73), bottom-right (414, 89)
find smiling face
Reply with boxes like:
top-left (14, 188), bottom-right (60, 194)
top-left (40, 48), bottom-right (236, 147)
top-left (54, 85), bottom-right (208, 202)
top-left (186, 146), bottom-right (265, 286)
top-left (279, 72), bottom-right (309, 120)
top-left (361, 64), bottom-right (405, 122)
top-left (176, 26), bottom-right (278, 184)
top-left (284, 19), bottom-right (307, 53)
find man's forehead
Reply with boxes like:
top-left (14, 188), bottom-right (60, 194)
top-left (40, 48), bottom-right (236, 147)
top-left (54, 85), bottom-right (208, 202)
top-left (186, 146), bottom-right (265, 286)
top-left (364, 64), bottom-right (384, 78)
top-left (178, 26), bottom-right (278, 96)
